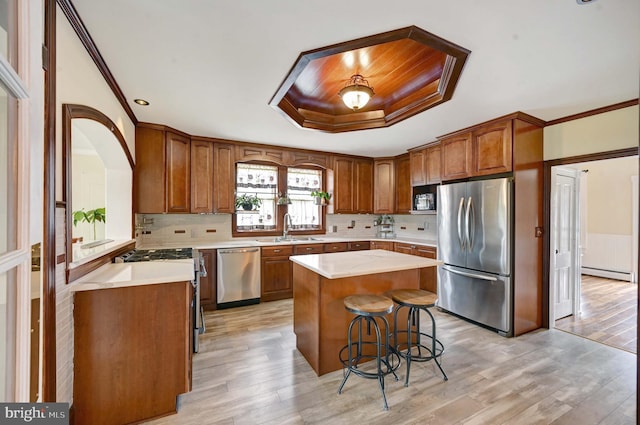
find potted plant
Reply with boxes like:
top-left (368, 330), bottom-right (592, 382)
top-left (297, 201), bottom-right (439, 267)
top-left (235, 193), bottom-right (262, 211)
top-left (72, 207), bottom-right (106, 241)
top-left (310, 190), bottom-right (331, 205)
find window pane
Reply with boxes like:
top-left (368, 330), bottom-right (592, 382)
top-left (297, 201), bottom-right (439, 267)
top-left (0, 267), bottom-right (17, 401)
top-left (287, 168), bottom-right (322, 230)
top-left (0, 83), bottom-right (17, 255)
top-left (0, 0), bottom-right (17, 66)
top-left (236, 164), bottom-right (277, 231)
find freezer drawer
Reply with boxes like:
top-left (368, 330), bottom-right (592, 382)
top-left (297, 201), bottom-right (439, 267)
top-left (437, 265), bottom-right (512, 336)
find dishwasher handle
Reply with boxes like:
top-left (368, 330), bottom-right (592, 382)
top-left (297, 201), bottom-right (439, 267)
top-left (218, 248), bottom-right (260, 255)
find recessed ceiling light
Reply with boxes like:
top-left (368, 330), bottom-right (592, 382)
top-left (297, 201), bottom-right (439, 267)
top-left (134, 99), bottom-right (149, 106)
top-left (576, 0), bottom-right (596, 4)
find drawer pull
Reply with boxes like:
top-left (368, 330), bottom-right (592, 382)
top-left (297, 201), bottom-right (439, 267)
top-left (306, 247), bottom-right (313, 251)
top-left (273, 249), bottom-right (281, 253)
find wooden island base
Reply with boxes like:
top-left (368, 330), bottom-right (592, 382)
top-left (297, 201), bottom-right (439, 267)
top-left (292, 263), bottom-right (421, 376)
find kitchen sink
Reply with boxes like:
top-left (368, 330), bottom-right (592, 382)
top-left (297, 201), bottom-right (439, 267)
top-left (256, 237), bottom-right (322, 243)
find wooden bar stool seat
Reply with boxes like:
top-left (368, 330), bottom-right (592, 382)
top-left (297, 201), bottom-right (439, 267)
top-left (338, 294), bottom-right (400, 410)
top-left (390, 289), bottom-right (447, 386)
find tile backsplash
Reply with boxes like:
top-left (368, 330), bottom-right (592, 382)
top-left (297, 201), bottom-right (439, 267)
top-left (136, 213), bottom-right (437, 246)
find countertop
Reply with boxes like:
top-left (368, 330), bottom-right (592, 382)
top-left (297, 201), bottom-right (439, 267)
top-left (290, 249), bottom-right (442, 279)
top-left (69, 239), bottom-right (135, 268)
top-left (139, 236), bottom-right (437, 251)
top-left (69, 259), bottom-right (195, 292)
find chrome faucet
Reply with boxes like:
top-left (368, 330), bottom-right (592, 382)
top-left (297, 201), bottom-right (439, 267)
top-left (283, 213), bottom-right (293, 240)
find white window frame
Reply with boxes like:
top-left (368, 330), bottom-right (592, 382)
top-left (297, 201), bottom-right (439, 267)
top-left (0, 0), bottom-right (32, 402)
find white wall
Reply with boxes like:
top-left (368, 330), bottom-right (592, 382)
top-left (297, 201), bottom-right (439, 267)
top-left (71, 153), bottom-right (106, 242)
top-left (55, 4), bottom-right (137, 404)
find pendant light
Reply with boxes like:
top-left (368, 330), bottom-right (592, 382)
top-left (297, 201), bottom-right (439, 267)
top-left (338, 74), bottom-right (374, 110)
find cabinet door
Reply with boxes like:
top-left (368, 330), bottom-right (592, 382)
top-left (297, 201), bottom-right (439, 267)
top-left (323, 242), bottom-right (348, 253)
top-left (415, 246), bottom-right (437, 293)
top-left (294, 244), bottom-right (324, 255)
top-left (134, 126), bottom-right (166, 213)
top-left (440, 132), bottom-right (472, 181)
top-left (395, 154), bottom-right (411, 213)
top-left (393, 242), bottom-right (414, 255)
top-left (473, 120), bottom-right (513, 176)
top-left (199, 250), bottom-right (216, 310)
top-left (165, 132), bottom-right (191, 213)
top-left (348, 241), bottom-right (370, 251)
top-left (213, 143), bottom-right (235, 213)
top-left (261, 256), bottom-right (293, 301)
top-left (374, 159), bottom-right (395, 214)
top-left (371, 241), bottom-right (393, 251)
top-left (191, 140), bottom-right (214, 213)
top-left (355, 159), bottom-right (373, 213)
top-left (409, 149), bottom-right (427, 186)
top-left (333, 157), bottom-right (355, 213)
top-left (425, 144), bottom-right (442, 184)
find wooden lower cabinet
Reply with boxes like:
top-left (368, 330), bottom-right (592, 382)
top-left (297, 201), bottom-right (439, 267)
top-left (73, 281), bottom-right (192, 425)
top-left (394, 242), bottom-right (437, 293)
top-left (323, 242), bottom-right (348, 253)
top-left (199, 249), bottom-right (216, 310)
top-left (370, 240), bottom-right (393, 251)
top-left (261, 245), bottom-right (294, 302)
top-left (348, 241), bottom-right (370, 251)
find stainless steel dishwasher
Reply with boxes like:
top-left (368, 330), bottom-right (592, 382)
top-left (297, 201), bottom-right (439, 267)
top-left (217, 247), bottom-right (261, 309)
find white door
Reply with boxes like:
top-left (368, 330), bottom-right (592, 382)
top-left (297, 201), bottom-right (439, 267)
top-left (550, 167), bottom-right (580, 321)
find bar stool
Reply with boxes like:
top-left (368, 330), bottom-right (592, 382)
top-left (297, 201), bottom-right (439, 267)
top-left (390, 289), bottom-right (447, 386)
top-left (338, 294), bottom-right (400, 410)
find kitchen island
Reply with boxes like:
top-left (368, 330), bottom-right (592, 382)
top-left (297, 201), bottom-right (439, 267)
top-left (290, 249), bottom-right (441, 375)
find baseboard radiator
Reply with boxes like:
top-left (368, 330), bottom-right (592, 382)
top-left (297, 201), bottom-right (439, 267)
top-left (581, 266), bottom-right (635, 283)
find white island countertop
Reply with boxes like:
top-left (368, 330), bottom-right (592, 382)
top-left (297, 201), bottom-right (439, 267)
top-left (290, 249), bottom-right (441, 279)
top-left (69, 259), bottom-right (195, 292)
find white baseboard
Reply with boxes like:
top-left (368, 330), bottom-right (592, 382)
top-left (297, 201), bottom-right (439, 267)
top-left (581, 267), bottom-right (633, 282)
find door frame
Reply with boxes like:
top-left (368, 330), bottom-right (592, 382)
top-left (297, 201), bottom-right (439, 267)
top-left (549, 166), bottom-right (581, 324)
top-left (542, 147), bottom-right (638, 328)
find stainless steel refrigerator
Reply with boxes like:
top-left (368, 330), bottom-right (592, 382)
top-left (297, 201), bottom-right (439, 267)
top-left (437, 177), bottom-right (513, 336)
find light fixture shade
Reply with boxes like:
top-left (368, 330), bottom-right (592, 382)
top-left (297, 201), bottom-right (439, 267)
top-left (338, 74), bottom-right (374, 110)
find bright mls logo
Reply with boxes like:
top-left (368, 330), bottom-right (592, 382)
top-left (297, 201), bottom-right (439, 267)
top-left (1, 403), bottom-right (68, 424)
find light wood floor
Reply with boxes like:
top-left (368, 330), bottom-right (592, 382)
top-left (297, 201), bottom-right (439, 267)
top-left (147, 299), bottom-right (636, 425)
top-left (555, 275), bottom-right (638, 354)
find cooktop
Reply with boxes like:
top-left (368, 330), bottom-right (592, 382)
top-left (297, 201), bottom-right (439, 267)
top-left (119, 248), bottom-right (193, 262)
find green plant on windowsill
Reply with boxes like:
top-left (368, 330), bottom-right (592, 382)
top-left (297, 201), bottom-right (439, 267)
top-left (235, 193), bottom-right (262, 211)
top-left (72, 207), bottom-right (106, 241)
top-left (310, 190), bottom-right (331, 205)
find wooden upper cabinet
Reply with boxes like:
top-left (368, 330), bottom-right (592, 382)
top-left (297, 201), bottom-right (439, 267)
top-left (235, 145), bottom-right (287, 164)
top-left (332, 157), bottom-right (355, 213)
top-left (440, 132), bottom-right (472, 181)
top-left (213, 143), bottom-right (235, 213)
top-left (374, 159), bottom-right (395, 214)
top-left (165, 132), bottom-right (191, 213)
top-left (134, 126), bottom-right (166, 213)
top-left (425, 143), bottom-right (442, 184)
top-left (355, 159), bottom-right (373, 213)
top-left (409, 149), bottom-right (426, 186)
top-left (190, 140), bottom-right (214, 213)
top-left (289, 151), bottom-right (330, 168)
top-left (472, 120), bottom-right (513, 176)
top-left (395, 154), bottom-right (411, 213)
top-left (331, 157), bottom-right (373, 214)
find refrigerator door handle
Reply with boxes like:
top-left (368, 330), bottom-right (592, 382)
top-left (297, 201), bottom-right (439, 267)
top-left (442, 265), bottom-right (498, 281)
top-left (466, 197), bottom-right (475, 251)
top-left (457, 197), bottom-right (466, 251)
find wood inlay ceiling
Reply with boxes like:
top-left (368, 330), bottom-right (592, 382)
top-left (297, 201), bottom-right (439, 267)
top-left (270, 26), bottom-right (470, 133)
